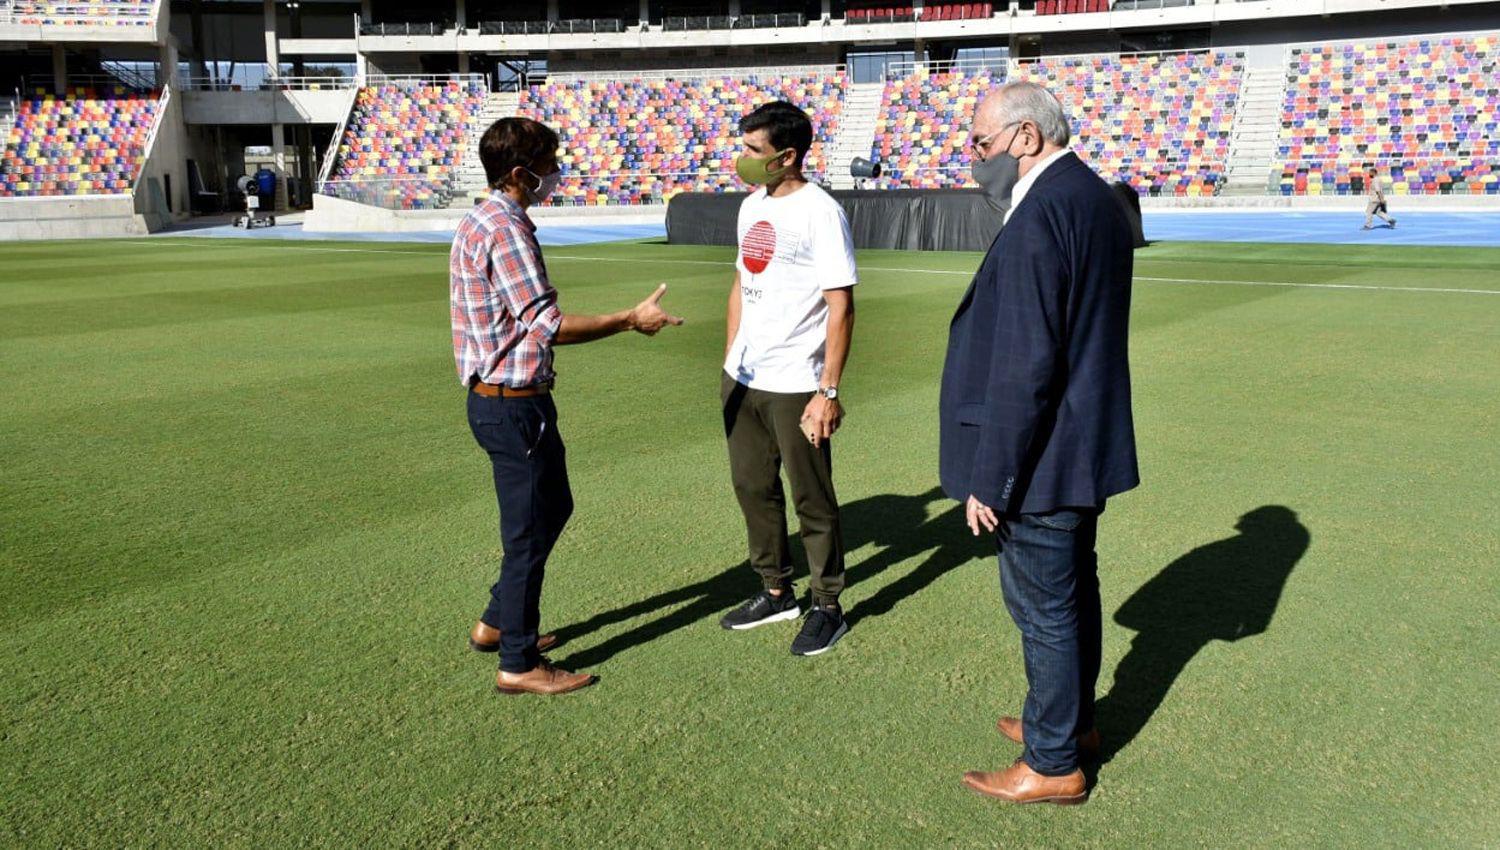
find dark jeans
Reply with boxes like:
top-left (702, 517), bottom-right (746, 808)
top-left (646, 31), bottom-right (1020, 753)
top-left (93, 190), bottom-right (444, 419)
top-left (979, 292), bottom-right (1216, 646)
top-left (467, 389), bottom-right (574, 674)
top-left (997, 507), bottom-right (1102, 775)
top-left (721, 373), bottom-right (845, 605)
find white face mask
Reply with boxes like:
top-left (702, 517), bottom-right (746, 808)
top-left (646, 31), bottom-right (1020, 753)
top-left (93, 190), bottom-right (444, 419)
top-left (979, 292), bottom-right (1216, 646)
top-left (525, 167), bottom-right (561, 204)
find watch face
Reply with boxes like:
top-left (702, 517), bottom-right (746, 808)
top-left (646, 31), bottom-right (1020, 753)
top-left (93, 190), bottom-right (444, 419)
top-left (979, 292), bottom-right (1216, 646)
top-left (824, 387), bottom-right (838, 400)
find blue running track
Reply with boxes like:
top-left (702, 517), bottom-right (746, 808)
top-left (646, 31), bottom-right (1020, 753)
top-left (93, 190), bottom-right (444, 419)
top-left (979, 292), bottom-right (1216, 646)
top-left (151, 210), bottom-right (1500, 248)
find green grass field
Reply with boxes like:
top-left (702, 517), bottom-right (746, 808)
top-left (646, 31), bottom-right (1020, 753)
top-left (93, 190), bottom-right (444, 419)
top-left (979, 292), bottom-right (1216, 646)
top-left (2, 235), bottom-right (1498, 847)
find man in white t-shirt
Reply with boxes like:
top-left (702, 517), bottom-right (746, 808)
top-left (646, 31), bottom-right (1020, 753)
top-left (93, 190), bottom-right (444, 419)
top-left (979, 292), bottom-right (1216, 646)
top-left (717, 101), bottom-right (858, 657)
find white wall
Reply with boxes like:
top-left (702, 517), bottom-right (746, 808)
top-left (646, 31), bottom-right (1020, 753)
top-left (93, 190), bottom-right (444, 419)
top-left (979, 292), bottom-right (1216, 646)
top-left (0, 196), bottom-right (150, 240)
top-left (182, 89), bottom-right (353, 125)
top-left (135, 87), bottom-right (191, 228)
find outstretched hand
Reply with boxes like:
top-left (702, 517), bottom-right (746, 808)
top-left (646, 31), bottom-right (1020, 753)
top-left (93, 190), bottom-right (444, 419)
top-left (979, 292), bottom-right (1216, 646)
top-left (629, 284), bottom-right (685, 336)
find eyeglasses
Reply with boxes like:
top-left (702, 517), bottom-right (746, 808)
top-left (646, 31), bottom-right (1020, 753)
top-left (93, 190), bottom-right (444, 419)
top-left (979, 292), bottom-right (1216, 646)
top-left (968, 121), bottom-right (1022, 160)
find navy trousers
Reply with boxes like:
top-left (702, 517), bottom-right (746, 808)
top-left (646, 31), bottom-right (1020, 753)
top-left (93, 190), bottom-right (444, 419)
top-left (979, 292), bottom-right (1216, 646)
top-left (467, 389), bottom-right (573, 673)
top-left (996, 507), bottom-right (1102, 775)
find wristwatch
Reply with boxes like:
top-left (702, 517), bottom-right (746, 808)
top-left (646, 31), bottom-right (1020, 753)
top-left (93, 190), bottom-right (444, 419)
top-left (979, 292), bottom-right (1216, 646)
top-left (821, 386), bottom-right (839, 401)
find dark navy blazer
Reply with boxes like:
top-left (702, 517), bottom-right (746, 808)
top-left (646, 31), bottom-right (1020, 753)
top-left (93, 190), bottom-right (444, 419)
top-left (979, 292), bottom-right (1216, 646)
top-left (938, 151), bottom-right (1139, 514)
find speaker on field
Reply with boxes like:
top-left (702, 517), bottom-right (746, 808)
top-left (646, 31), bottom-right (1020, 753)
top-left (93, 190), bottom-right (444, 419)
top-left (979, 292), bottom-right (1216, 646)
top-left (849, 157), bottom-right (882, 180)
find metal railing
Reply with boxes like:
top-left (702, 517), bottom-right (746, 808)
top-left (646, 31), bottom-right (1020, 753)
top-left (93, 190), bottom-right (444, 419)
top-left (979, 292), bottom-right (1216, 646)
top-left (885, 45), bottom-right (1246, 81)
top-left (477, 19), bottom-right (552, 35)
top-left (365, 72), bottom-right (488, 90)
top-left (884, 58), bottom-right (1008, 79)
top-left (0, 87), bottom-right (18, 125)
top-left (181, 74), bottom-right (357, 91)
top-left (1276, 154), bottom-right (1500, 165)
top-left (358, 20), bottom-right (451, 35)
top-left (317, 86), bottom-right (360, 187)
top-left (132, 83), bottom-right (170, 188)
top-left (0, 0), bottom-right (153, 24)
top-left (660, 12), bottom-right (806, 30)
top-left (551, 17), bottom-right (626, 34)
top-left (541, 63), bottom-right (845, 84)
top-left (317, 175), bottom-right (458, 210)
top-left (1107, 0), bottom-right (1194, 9)
top-left (1284, 26), bottom-right (1500, 53)
top-left (100, 60), bottom-right (158, 89)
top-left (20, 73), bottom-right (158, 93)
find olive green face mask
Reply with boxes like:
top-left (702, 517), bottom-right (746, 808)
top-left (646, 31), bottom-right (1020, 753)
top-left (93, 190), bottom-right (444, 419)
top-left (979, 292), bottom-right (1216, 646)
top-left (735, 148), bottom-right (794, 185)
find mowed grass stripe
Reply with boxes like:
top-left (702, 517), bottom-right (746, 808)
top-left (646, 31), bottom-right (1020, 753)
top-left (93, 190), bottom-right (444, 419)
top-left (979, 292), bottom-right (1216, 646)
top-left (105, 237), bottom-right (1500, 294)
top-left (1, 237), bottom-right (1497, 846)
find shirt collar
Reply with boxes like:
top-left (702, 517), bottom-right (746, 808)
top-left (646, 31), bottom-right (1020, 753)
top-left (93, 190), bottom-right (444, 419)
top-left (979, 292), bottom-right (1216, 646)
top-left (489, 191), bottom-right (536, 233)
top-left (1003, 148), bottom-right (1073, 225)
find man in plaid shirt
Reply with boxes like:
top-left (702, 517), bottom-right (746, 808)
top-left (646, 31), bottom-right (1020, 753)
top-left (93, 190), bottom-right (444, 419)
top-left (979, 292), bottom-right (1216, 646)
top-left (452, 117), bottom-right (682, 697)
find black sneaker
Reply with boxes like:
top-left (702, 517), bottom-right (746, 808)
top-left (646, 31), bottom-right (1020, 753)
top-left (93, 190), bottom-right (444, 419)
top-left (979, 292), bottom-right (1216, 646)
top-left (720, 588), bottom-right (801, 630)
top-left (791, 604), bottom-right (848, 656)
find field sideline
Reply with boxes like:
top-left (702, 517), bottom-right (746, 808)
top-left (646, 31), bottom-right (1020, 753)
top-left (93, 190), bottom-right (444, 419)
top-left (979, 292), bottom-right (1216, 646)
top-left (2, 237), bottom-right (1497, 846)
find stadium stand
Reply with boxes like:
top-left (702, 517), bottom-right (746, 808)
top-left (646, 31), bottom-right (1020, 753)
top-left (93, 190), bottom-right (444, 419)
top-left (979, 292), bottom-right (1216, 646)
top-left (519, 69), bottom-right (846, 205)
top-left (1276, 33), bottom-right (1500, 196)
top-left (290, 32), bottom-right (1500, 213)
top-left (1036, 0), bottom-right (1113, 14)
top-left (847, 3), bottom-right (992, 22)
top-left (8, 0), bottom-right (155, 26)
top-left (873, 50), bottom-right (1243, 197)
top-left (322, 78), bottom-right (484, 210)
top-left (0, 85), bottom-right (159, 196)
top-left (872, 65), bottom-right (1006, 189)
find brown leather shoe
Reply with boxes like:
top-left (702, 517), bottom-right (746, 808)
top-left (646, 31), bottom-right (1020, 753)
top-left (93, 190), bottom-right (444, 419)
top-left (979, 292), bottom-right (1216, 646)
top-left (494, 659), bottom-right (597, 696)
top-left (962, 759), bottom-right (1088, 805)
top-left (996, 716), bottom-right (1101, 760)
top-left (469, 621), bottom-right (557, 654)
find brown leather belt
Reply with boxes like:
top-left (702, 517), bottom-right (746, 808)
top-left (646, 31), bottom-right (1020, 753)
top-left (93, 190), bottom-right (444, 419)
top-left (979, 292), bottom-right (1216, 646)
top-left (470, 381), bottom-right (552, 398)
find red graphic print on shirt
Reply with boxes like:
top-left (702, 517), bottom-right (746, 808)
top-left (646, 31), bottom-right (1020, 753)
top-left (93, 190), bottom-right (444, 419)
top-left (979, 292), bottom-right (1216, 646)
top-left (741, 220), bottom-right (777, 274)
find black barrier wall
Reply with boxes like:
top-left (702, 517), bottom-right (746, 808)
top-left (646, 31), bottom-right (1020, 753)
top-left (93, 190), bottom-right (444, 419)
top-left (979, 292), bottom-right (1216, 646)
top-left (666, 185), bottom-right (1146, 251)
top-left (667, 189), bottom-right (1004, 252)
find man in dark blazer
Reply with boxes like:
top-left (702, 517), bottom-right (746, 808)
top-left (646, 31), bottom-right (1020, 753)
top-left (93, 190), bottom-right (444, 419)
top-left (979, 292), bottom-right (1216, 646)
top-left (940, 82), bottom-right (1138, 805)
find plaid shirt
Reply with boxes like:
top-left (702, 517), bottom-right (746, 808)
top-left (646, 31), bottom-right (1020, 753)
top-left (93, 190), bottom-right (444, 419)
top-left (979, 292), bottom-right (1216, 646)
top-left (450, 194), bottom-right (563, 388)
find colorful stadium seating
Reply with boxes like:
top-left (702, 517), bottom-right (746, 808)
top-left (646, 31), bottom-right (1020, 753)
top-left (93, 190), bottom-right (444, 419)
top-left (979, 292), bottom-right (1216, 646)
top-left (1277, 34), bottom-right (1500, 196)
top-left (847, 3), bottom-right (991, 21)
top-left (519, 71), bottom-right (846, 205)
top-left (311, 34), bottom-right (1499, 207)
top-left (10, 0), bottom-right (155, 26)
top-left (873, 51), bottom-right (1242, 196)
top-left (1036, 0), bottom-right (1111, 13)
top-left (872, 65), bottom-right (1006, 189)
top-left (324, 79), bottom-right (484, 210)
top-left (0, 86), bottom-right (159, 197)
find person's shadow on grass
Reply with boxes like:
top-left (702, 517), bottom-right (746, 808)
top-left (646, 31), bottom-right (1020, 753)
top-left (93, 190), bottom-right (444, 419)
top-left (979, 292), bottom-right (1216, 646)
top-left (1092, 505), bottom-right (1310, 765)
top-left (550, 486), bottom-right (981, 670)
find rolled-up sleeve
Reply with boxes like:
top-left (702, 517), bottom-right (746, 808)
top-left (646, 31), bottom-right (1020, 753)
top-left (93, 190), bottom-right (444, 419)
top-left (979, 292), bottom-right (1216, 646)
top-left (491, 224), bottom-right (561, 345)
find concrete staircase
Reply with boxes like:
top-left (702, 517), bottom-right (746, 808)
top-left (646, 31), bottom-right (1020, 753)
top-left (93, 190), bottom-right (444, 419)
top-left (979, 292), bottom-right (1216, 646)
top-left (824, 81), bottom-right (884, 190)
top-left (1221, 65), bottom-right (1286, 196)
top-left (451, 90), bottom-right (519, 203)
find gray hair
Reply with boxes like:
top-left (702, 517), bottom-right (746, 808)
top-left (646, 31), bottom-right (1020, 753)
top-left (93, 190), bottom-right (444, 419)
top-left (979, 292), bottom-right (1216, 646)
top-left (989, 81), bottom-right (1072, 147)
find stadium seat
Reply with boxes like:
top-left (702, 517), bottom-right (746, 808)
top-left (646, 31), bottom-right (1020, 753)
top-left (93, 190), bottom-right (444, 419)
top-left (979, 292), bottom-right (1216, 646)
top-left (0, 86), bottom-right (159, 197)
top-left (12, 0), bottom-right (154, 26)
top-left (324, 79), bottom-right (484, 210)
top-left (871, 50), bottom-right (1243, 197)
top-left (518, 71), bottom-right (846, 205)
top-left (1276, 34), bottom-right (1500, 195)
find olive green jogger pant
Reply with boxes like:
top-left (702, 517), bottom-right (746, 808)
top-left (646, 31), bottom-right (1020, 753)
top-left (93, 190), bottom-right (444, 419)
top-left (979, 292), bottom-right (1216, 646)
top-left (721, 373), bottom-right (846, 606)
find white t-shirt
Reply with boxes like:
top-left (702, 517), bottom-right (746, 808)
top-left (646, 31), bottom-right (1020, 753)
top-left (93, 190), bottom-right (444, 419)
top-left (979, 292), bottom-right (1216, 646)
top-left (724, 183), bottom-right (858, 393)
